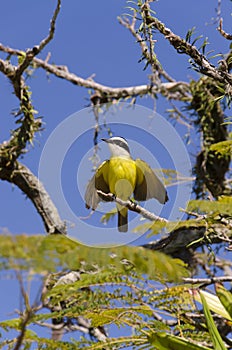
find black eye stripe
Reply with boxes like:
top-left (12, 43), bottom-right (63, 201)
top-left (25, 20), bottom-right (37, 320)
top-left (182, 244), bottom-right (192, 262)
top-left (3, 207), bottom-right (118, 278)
top-left (111, 139), bottom-right (130, 153)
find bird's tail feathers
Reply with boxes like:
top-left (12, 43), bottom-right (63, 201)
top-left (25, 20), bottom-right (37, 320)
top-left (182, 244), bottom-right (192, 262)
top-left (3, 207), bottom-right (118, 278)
top-left (118, 210), bottom-right (128, 232)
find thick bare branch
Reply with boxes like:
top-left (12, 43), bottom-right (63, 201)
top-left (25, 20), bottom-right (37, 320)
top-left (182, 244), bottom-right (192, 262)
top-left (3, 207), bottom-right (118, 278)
top-left (34, 56), bottom-right (190, 101)
top-left (0, 44), bottom-right (190, 102)
top-left (0, 161), bottom-right (66, 234)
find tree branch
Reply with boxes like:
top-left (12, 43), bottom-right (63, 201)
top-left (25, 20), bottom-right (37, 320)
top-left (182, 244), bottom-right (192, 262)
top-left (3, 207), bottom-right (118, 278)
top-left (35, 318), bottom-right (108, 342)
top-left (34, 56), bottom-right (190, 101)
top-left (96, 190), bottom-right (168, 223)
top-left (143, 221), bottom-right (232, 264)
top-left (14, 272), bottom-right (33, 350)
top-left (0, 0), bottom-right (65, 235)
top-left (13, 310), bottom-right (31, 350)
top-left (0, 44), bottom-right (190, 102)
top-left (141, 3), bottom-right (232, 87)
top-left (15, 0), bottom-right (61, 79)
top-left (183, 276), bottom-right (232, 285)
top-left (37, 0), bottom-right (61, 52)
top-left (0, 59), bottom-right (42, 162)
top-left (0, 161), bottom-right (66, 234)
top-left (41, 271), bottom-right (108, 342)
top-left (0, 1), bottom-right (62, 164)
top-left (217, 18), bottom-right (232, 40)
top-left (118, 14), bottom-right (175, 83)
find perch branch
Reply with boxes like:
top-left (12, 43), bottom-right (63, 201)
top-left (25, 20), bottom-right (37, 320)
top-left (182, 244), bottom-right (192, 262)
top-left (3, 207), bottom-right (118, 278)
top-left (97, 190), bottom-right (168, 223)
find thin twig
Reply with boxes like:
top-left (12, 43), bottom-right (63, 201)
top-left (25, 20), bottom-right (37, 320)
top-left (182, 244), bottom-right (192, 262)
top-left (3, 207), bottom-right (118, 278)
top-left (41, 271), bottom-right (108, 342)
top-left (183, 276), bottom-right (232, 285)
top-left (0, 0), bottom-right (62, 162)
top-left (13, 310), bottom-right (31, 350)
top-left (118, 15), bottom-right (175, 82)
top-left (217, 18), bottom-right (232, 40)
top-left (38, 0), bottom-right (61, 52)
top-left (13, 272), bottom-right (32, 350)
top-left (15, 0), bottom-right (61, 78)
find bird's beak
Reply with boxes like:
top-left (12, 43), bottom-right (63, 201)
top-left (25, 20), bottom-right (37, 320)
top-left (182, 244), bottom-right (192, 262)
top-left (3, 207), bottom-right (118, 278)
top-left (101, 138), bottom-right (108, 143)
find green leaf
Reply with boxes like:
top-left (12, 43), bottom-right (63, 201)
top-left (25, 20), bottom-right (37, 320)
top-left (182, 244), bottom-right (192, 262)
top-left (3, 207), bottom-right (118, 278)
top-left (0, 318), bottom-right (21, 331)
top-left (188, 196), bottom-right (232, 216)
top-left (161, 168), bottom-right (194, 187)
top-left (193, 290), bottom-right (231, 321)
top-left (149, 331), bottom-right (212, 350)
top-left (192, 35), bottom-right (203, 46)
top-left (85, 305), bottom-right (153, 328)
top-left (199, 37), bottom-right (209, 55)
top-left (0, 234), bottom-right (189, 282)
top-left (185, 27), bottom-right (196, 43)
top-left (210, 140), bottom-right (232, 157)
top-left (17, 51), bottom-right (26, 65)
top-left (135, 218), bottom-right (205, 237)
top-left (200, 291), bottom-right (227, 350)
top-left (213, 95), bottom-right (225, 103)
top-left (215, 283), bottom-right (232, 319)
top-left (133, 220), bottom-right (167, 235)
top-left (100, 207), bottom-right (117, 224)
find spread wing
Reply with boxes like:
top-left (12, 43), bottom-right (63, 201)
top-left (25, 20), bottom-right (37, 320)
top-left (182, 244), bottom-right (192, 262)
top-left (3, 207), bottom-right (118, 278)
top-left (134, 159), bottom-right (168, 204)
top-left (85, 160), bottom-right (110, 210)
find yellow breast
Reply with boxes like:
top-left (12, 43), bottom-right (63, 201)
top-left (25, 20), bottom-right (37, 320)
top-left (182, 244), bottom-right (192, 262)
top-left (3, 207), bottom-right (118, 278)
top-left (106, 157), bottom-right (136, 200)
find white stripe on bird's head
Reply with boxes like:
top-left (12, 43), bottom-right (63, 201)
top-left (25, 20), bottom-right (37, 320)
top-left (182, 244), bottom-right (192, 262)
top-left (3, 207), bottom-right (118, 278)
top-left (102, 136), bottom-right (131, 158)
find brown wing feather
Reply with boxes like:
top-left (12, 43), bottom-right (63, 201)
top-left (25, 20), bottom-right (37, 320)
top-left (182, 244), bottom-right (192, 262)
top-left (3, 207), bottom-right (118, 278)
top-left (134, 159), bottom-right (168, 204)
top-left (85, 161), bottom-right (110, 210)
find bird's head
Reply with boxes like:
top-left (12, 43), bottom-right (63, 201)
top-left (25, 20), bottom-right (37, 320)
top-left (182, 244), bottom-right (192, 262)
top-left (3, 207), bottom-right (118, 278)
top-left (102, 136), bottom-right (131, 158)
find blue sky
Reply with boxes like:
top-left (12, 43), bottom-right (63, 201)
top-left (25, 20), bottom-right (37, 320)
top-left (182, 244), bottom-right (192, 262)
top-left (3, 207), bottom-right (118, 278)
top-left (1, 0), bottom-right (231, 235)
top-left (0, 0), bottom-right (231, 344)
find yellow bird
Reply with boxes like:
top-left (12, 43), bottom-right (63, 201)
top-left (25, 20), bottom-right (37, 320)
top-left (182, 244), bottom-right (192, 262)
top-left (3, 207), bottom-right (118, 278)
top-left (85, 136), bottom-right (168, 232)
